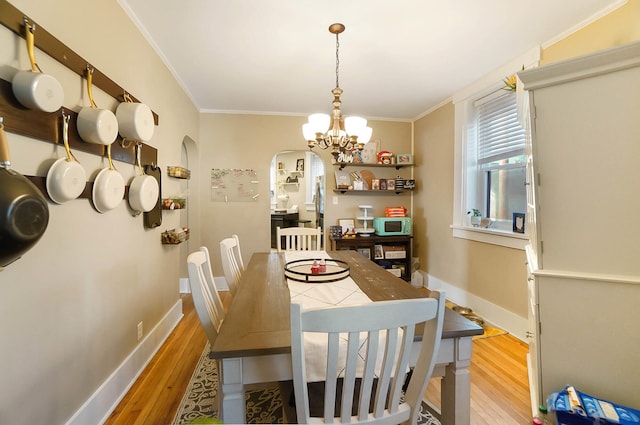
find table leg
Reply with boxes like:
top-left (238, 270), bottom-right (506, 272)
top-left (440, 337), bottom-right (473, 425)
top-left (219, 357), bottom-right (246, 424)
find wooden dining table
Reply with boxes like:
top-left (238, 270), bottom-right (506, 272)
top-left (210, 250), bottom-right (483, 425)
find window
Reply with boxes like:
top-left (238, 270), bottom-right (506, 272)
top-left (452, 47), bottom-right (539, 249)
top-left (475, 90), bottom-right (526, 229)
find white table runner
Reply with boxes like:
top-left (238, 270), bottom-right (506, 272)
top-left (285, 251), bottom-right (401, 383)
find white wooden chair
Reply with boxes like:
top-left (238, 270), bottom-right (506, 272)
top-left (187, 251), bottom-right (226, 347)
top-left (276, 226), bottom-right (322, 251)
top-left (220, 236), bottom-right (243, 295)
top-left (289, 290), bottom-right (445, 425)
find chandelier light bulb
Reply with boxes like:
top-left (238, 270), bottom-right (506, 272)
top-left (360, 126), bottom-right (373, 144)
top-left (308, 113), bottom-right (331, 134)
top-left (302, 123), bottom-right (316, 141)
top-left (344, 116), bottom-right (367, 136)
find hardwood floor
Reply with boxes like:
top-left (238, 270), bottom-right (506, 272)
top-left (104, 293), bottom-right (532, 425)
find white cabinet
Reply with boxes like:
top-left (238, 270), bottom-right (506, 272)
top-left (520, 41), bottom-right (640, 411)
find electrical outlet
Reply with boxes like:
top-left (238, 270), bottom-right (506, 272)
top-left (137, 322), bottom-right (143, 341)
top-left (332, 196), bottom-right (339, 205)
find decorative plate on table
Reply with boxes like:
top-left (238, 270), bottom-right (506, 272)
top-left (284, 259), bottom-right (350, 283)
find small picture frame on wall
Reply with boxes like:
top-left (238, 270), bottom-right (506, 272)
top-left (296, 158), bottom-right (304, 172)
top-left (513, 212), bottom-right (525, 233)
top-left (371, 179), bottom-right (380, 190)
top-left (380, 179), bottom-right (387, 190)
top-left (374, 244), bottom-right (384, 259)
top-left (396, 153), bottom-right (413, 165)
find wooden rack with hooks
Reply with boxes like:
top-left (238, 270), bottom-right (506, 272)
top-left (0, 0), bottom-right (159, 124)
top-left (0, 0), bottom-right (159, 170)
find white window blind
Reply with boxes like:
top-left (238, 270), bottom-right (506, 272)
top-left (475, 91), bottom-right (525, 164)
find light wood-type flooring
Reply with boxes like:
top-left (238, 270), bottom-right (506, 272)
top-left (105, 293), bottom-right (532, 425)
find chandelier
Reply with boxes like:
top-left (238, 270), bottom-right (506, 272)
top-left (303, 23), bottom-right (372, 160)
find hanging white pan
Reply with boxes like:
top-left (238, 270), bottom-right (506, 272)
top-left (116, 93), bottom-right (154, 143)
top-left (92, 143), bottom-right (124, 213)
top-left (46, 112), bottom-right (87, 204)
top-left (12, 20), bottom-right (63, 113)
top-left (128, 143), bottom-right (159, 213)
top-left (76, 67), bottom-right (118, 145)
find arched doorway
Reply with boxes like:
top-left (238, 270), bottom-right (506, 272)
top-left (179, 135), bottom-right (199, 292)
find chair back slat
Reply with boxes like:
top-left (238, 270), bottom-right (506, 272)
top-left (199, 246), bottom-right (226, 316)
top-left (290, 291), bottom-right (445, 425)
top-left (231, 234), bottom-right (245, 271)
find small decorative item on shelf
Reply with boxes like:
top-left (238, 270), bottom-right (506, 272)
top-left (396, 154), bottom-right (413, 164)
top-left (356, 205), bottom-right (375, 236)
top-left (167, 166), bottom-right (191, 179)
top-left (330, 225), bottom-right (343, 238)
top-left (377, 150), bottom-right (394, 164)
top-left (338, 218), bottom-right (356, 237)
top-left (161, 227), bottom-right (190, 244)
top-left (403, 179), bottom-right (415, 189)
top-left (162, 197), bottom-right (186, 210)
top-left (386, 179), bottom-right (395, 190)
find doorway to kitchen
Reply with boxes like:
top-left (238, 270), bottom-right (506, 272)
top-left (269, 150), bottom-right (324, 248)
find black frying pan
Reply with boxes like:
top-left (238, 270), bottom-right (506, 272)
top-left (0, 117), bottom-right (49, 267)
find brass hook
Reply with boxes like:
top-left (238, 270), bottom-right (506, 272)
top-left (119, 138), bottom-right (133, 149)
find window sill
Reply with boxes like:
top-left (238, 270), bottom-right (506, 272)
top-left (451, 225), bottom-right (528, 250)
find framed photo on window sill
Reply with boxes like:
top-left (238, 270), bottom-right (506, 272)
top-left (513, 213), bottom-right (525, 233)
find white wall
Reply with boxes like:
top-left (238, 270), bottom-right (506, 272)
top-left (0, 1), bottom-right (199, 423)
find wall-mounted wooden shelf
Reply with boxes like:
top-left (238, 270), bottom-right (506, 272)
top-left (333, 189), bottom-right (412, 195)
top-left (334, 162), bottom-right (410, 171)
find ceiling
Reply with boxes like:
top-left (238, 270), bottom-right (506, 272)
top-left (118, 0), bottom-right (624, 120)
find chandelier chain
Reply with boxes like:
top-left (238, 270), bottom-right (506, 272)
top-left (335, 32), bottom-right (340, 89)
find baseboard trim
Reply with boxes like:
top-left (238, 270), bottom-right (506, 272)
top-left (180, 277), bottom-right (190, 293)
top-left (427, 274), bottom-right (528, 342)
top-left (65, 299), bottom-right (184, 425)
top-left (214, 276), bottom-right (228, 291)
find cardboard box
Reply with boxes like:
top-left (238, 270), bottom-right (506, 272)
top-left (386, 268), bottom-right (402, 277)
top-left (383, 246), bottom-right (406, 259)
top-left (547, 386), bottom-right (640, 425)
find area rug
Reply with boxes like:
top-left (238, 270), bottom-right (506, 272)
top-left (172, 343), bottom-right (440, 424)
